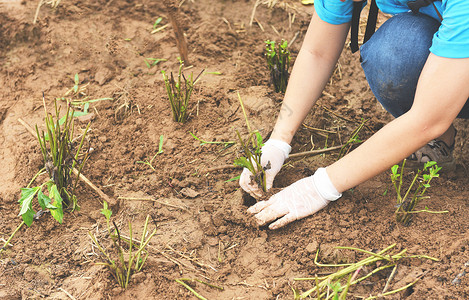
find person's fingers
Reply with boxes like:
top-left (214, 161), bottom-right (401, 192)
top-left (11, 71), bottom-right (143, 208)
top-left (252, 196), bottom-right (288, 226)
top-left (239, 169), bottom-right (255, 192)
top-left (239, 168), bottom-right (264, 198)
top-left (268, 213), bottom-right (297, 230)
top-left (247, 200), bottom-right (270, 214)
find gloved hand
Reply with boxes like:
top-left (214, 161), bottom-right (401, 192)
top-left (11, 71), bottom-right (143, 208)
top-left (239, 139), bottom-right (291, 198)
top-left (247, 168), bottom-right (342, 229)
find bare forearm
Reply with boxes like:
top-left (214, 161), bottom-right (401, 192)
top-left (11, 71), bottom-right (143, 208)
top-left (271, 16), bottom-right (350, 144)
top-left (327, 54), bottom-right (469, 192)
top-left (271, 49), bottom-right (340, 143)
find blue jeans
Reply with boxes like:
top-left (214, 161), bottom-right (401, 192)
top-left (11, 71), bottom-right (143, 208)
top-left (360, 12), bottom-right (469, 119)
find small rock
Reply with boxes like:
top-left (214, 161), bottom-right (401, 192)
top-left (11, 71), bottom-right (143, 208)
top-left (95, 69), bottom-right (113, 85)
top-left (180, 187), bottom-right (199, 198)
top-left (305, 241), bottom-right (319, 253)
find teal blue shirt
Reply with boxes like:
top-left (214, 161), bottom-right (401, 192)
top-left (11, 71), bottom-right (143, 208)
top-left (314, 0), bottom-right (469, 58)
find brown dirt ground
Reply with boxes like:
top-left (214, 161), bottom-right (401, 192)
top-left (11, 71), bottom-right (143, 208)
top-left (0, 0), bottom-right (468, 299)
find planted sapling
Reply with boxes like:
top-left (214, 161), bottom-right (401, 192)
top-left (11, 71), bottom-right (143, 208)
top-left (89, 201), bottom-right (157, 289)
top-left (391, 160), bottom-right (445, 225)
top-left (265, 39), bottom-right (291, 93)
top-left (233, 92), bottom-right (269, 194)
top-left (18, 96), bottom-right (91, 227)
top-left (162, 59), bottom-right (204, 123)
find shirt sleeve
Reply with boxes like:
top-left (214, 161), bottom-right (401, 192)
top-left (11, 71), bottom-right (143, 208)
top-left (430, 0), bottom-right (469, 58)
top-left (314, 0), bottom-right (355, 25)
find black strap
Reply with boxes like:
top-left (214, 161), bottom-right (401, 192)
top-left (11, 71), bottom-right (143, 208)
top-left (364, 0), bottom-right (379, 44)
top-left (350, 0), bottom-right (365, 53)
top-left (350, 0), bottom-right (441, 54)
top-left (350, 0), bottom-right (378, 54)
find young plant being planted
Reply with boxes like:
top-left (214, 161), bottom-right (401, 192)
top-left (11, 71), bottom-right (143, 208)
top-left (19, 96), bottom-right (91, 227)
top-left (233, 92), bottom-right (269, 194)
top-left (391, 160), bottom-right (445, 225)
top-left (162, 59), bottom-right (203, 123)
top-left (265, 39), bottom-right (291, 93)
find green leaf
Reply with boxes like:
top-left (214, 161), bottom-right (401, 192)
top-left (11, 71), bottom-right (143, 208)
top-left (234, 157), bottom-right (255, 174)
top-left (49, 184), bottom-right (64, 224)
top-left (153, 17), bottom-right (162, 28)
top-left (18, 187), bottom-right (40, 215)
top-left (254, 131), bottom-right (263, 147)
top-left (73, 73), bottom-right (79, 93)
top-left (18, 187), bottom-right (40, 226)
top-left (101, 201), bottom-right (112, 221)
top-left (22, 208), bottom-right (35, 227)
top-left (391, 165), bottom-right (399, 175)
top-left (59, 111), bottom-right (89, 125)
top-left (234, 157), bottom-right (250, 169)
top-left (158, 135), bottom-right (164, 154)
top-left (225, 175), bottom-right (241, 183)
top-left (143, 58), bottom-right (151, 68)
top-left (38, 190), bottom-right (55, 210)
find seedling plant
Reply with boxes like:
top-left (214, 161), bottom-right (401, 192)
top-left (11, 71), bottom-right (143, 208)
top-left (144, 57), bottom-right (167, 69)
top-left (391, 160), bottom-right (445, 225)
top-left (19, 96), bottom-right (91, 227)
top-left (89, 201), bottom-right (157, 289)
top-left (337, 118), bottom-right (367, 159)
top-left (265, 39), bottom-right (291, 93)
top-left (294, 243), bottom-right (438, 299)
top-left (59, 73), bottom-right (113, 123)
top-left (162, 58), bottom-right (204, 123)
top-left (137, 135), bottom-right (164, 171)
top-left (233, 92), bottom-right (268, 194)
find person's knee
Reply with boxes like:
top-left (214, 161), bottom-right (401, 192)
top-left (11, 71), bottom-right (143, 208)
top-left (360, 13), bottom-right (440, 117)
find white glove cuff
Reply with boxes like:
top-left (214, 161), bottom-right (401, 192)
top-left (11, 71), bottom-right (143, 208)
top-left (312, 168), bottom-right (342, 201)
top-left (263, 139), bottom-right (292, 159)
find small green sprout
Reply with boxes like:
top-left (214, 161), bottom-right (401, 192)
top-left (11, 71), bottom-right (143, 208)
top-left (162, 59), bottom-right (204, 123)
top-left (137, 135), bottom-right (164, 171)
top-left (265, 39), bottom-right (291, 93)
top-left (144, 57), bottom-right (167, 69)
top-left (391, 160), bottom-right (446, 225)
top-left (153, 17), bottom-right (163, 28)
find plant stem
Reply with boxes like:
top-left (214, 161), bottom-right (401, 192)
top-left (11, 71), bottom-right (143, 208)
top-left (0, 221), bottom-right (25, 255)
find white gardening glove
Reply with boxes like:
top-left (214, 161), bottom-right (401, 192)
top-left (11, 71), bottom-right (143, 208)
top-left (239, 139), bottom-right (291, 198)
top-left (247, 168), bottom-right (342, 229)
